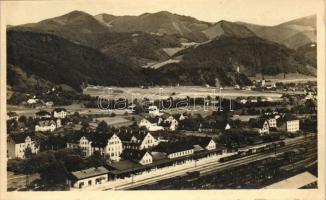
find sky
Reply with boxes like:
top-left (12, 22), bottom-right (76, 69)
top-left (4, 0), bottom-right (320, 26)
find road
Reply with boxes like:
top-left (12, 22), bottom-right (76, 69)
top-left (107, 135), bottom-right (316, 190)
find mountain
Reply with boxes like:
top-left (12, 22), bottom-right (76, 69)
top-left (94, 11), bottom-right (211, 42)
top-left (11, 11), bottom-right (184, 67)
top-left (296, 43), bottom-right (317, 68)
top-left (13, 10), bottom-right (110, 35)
top-left (238, 15), bottom-right (316, 49)
top-left (7, 30), bottom-right (149, 91)
top-left (144, 35), bottom-right (316, 86)
top-left (202, 20), bottom-right (256, 40)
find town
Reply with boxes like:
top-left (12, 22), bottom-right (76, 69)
top-left (7, 79), bottom-right (317, 191)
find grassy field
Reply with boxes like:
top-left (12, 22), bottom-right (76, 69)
top-left (83, 86), bottom-right (290, 101)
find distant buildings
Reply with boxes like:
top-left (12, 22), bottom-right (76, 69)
top-left (35, 119), bottom-right (58, 132)
top-left (138, 117), bottom-right (164, 131)
top-left (249, 118), bottom-right (270, 135)
top-left (35, 110), bottom-right (52, 119)
top-left (153, 142), bottom-right (194, 159)
top-left (122, 150), bottom-right (153, 165)
top-left (67, 132), bottom-right (123, 161)
top-left (53, 108), bottom-right (67, 119)
top-left (278, 115), bottom-right (300, 133)
top-left (7, 132), bottom-right (39, 159)
top-left (148, 106), bottom-right (162, 117)
top-left (119, 132), bottom-right (158, 150)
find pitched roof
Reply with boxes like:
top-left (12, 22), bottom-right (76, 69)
top-left (122, 149), bottom-right (151, 161)
top-left (277, 114), bottom-right (299, 126)
top-left (71, 167), bottom-right (108, 180)
top-left (53, 108), bottom-right (67, 112)
top-left (153, 141), bottom-right (193, 154)
top-left (118, 132), bottom-right (133, 142)
top-left (146, 117), bottom-right (161, 124)
top-left (249, 118), bottom-right (268, 129)
top-left (37, 120), bottom-right (56, 127)
top-left (90, 133), bottom-right (114, 148)
top-left (263, 172), bottom-right (317, 189)
top-left (188, 136), bottom-right (214, 148)
top-left (9, 132), bottom-right (36, 143)
top-left (35, 110), bottom-right (51, 116)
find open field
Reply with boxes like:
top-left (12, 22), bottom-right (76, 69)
top-left (83, 86), bottom-right (299, 101)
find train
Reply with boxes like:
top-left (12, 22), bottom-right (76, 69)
top-left (219, 141), bottom-right (286, 163)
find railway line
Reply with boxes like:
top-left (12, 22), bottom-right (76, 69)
top-left (114, 135), bottom-right (316, 190)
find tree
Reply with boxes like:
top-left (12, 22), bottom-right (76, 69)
top-left (96, 121), bottom-right (108, 133)
top-left (18, 115), bottom-right (27, 124)
top-left (87, 151), bottom-right (107, 168)
top-left (24, 147), bottom-right (33, 159)
top-left (40, 160), bottom-right (68, 184)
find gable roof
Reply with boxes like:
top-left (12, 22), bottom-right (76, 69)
top-left (9, 132), bottom-right (36, 143)
top-left (153, 141), bottom-right (193, 154)
top-left (90, 133), bottom-right (114, 148)
top-left (188, 136), bottom-right (214, 148)
top-left (35, 110), bottom-right (51, 116)
top-left (53, 108), bottom-right (67, 112)
top-left (249, 118), bottom-right (268, 129)
top-left (122, 149), bottom-right (151, 162)
top-left (277, 114), bottom-right (299, 126)
top-left (37, 120), bottom-right (56, 127)
top-left (71, 167), bottom-right (108, 180)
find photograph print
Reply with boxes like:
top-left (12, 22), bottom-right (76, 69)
top-left (3, 0), bottom-right (324, 195)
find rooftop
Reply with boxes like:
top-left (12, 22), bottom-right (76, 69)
top-left (263, 172), bottom-right (317, 189)
top-left (71, 167), bottom-right (109, 180)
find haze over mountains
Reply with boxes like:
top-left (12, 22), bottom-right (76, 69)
top-left (7, 10), bottom-right (317, 91)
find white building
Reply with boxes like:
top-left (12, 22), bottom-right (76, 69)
top-left (35, 110), bottom-right (52, 119)
top-left (67, 133), bottom-right (123, 161)
top-left (27, 98), bottom-right (38, 105)
top-left (250, 118), bottom-right (270, 135)
top-left (138, 118), bottom-right (164, 132)
top-left (53, 108), bottom-right (67, 119)
top-left (162, 116), bottom-right (179, 131)
top-left (35, 120), bottom-right (57, 132)
top-left (148, 106), bottom-right (162, 117)
top-left (119, 132), bottom-right (159, 150)
top-left (153, 142), bottom-right (194, 159)
top-left (286, 120), bottom-right (300, 132)
top-left (278, 115), bottom-right (300, 133)
top-left (122, 150), bottom-right (154, 165)
top-left (7, 133), bottom-right (39, 159)
top-left (67, 167), bottom-right (108, 189)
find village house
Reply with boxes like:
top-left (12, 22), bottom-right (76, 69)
top-left (35, 119), bottom-right (58, 132)
top-left (122, 149), bottom-right (153, 165)
top-left (119, 132), bottom-right (159, 151)
top-left (147, 105), bottom-right (163, 117)
top-left (188, 136), bottom-right (216, 151)
top-left (263, 113), bottom-right (281, 128)
top-left (67, 132), bottom-right (123, 161)
top-left (198, 118), bottom-right (231, 133)
top-left (249, 118), bottom-right (270, 135)
top-left (45, 101), bottom-right (54, 108)
top-left (7, 132), bottom-right (39, 159)
top-left (35, 110), bottom-right (52, 119)
top-left (153, 142), bottom-right (194, 159)
top-left (138, 117), bottom-right (164, 131)
top-left (53, 108), bottom-right (67, 119)
top-left (67, 167), bottom-right (109, 189)
top-left (27, 98), bottom-right (38, 105)
top-left (161, 115), bottom-right (179, 131)
top-left (277, 115), bottom-right (300, 133)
